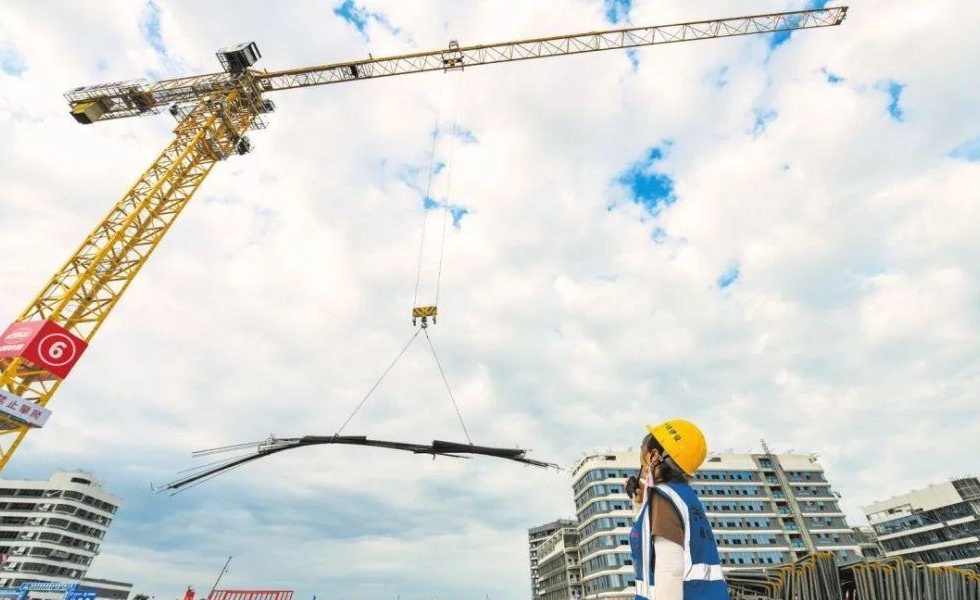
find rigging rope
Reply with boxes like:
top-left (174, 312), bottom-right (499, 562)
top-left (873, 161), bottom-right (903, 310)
top-left (423, 327), bottom-right (472, 445)
top-left (335, 328), bottom-right (422, 435)
top-left (334, 71), bottom-right (472, 446)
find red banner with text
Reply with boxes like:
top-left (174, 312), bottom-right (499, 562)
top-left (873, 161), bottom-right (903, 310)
top-left (0, 320), bottom-right (89, 379)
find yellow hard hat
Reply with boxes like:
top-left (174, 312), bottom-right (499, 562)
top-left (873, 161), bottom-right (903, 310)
top-left (646, 419), bottom-right (708, 476)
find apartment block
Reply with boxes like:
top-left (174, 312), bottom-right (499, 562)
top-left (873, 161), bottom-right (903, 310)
top-left (536, 524), bottom-right (582, 600)
top-left (863, 476), bottom-right (980, 570)
top-left (0, 471), bottom-right (132, 600)
top-left (529, 519), bottom-right (577, 600)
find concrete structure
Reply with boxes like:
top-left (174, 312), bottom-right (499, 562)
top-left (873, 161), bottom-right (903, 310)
top-left (568, 450), bottom-right (860, 600)
top-left (0, 471), bottom-right (131, 599)
top-left (863, 476), bottom-right (980, 571)
top-left (529, 519), bottom-right (577, 600)
top-left (536, 524), bottom-right (582, 600)
top-left (852, 526), bottom-right (883, 559)
top-left (571, 453), bottom-right (635, 600)
top-left (75, 578), bottom-right (132, 600)
top-left (697, 452), bottom-right (860, 568)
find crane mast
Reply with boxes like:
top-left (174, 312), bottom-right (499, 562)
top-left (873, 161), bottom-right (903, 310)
top-left (0, 7), bottom-right (847, 471)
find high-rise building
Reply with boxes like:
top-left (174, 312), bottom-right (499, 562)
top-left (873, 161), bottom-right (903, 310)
top-left (696, 451), bottom-right (860, 567)
top-left (862, 476), bottom-right (980, 571)
top-left (536, 524), bottom-right (582, 600)
top-left (569, 450), bottom-right (860, 600)
top-left (571, 453), bottom-right (638, 600)
top-left (529, 519), bottom-right (577, 600)
top-left (0, 471), bottom-right (132, 599)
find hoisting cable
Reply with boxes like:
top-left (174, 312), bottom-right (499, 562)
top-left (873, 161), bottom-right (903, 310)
top-left (412, 75), bottom-right (448, 311)
top-left (422, 327), bottom-right (472, 445)
top-left (433, 71), bottom-right (465, 308)
top-left (334, 327), bottom-right (422, 436)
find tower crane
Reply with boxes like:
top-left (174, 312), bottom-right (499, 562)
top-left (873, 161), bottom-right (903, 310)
top-left (0, 6), bottom-right (848, 470)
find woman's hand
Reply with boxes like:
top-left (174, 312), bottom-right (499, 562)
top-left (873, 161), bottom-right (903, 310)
top-left (627, 474), bottom-right (645, 507)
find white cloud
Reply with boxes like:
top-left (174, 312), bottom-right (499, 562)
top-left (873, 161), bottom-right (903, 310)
top-left (0, 0), bottom-right (978, 598)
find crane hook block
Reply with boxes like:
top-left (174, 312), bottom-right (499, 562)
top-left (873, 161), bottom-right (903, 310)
top-left (412, 306), bottom-right (438, 327)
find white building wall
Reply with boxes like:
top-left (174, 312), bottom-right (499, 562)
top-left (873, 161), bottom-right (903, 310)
top-left (0, 471), bottom-right (123, 593)
top-left (864, 481), bottom-right (965, 517)
top-left (862, 477), bottom-right (980, 570)
top-left (571, 453), bottom-right (635, 600)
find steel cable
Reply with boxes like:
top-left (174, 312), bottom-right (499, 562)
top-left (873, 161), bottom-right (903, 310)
top-left (334, 328), bottom-right (421, 435)
top-left (423, 327), bottom-right (473, 445)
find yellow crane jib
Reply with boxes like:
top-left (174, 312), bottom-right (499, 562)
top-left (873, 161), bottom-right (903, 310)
top-left (0, 6), bottom-right (849, 472)
top-left (412, 306), bottom-right (438, 327)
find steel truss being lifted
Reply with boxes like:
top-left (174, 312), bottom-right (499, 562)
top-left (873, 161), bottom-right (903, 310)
top-left (0, 6), bottom-right (848, 471)
top-left (158, 435), bottom-right (559, 494)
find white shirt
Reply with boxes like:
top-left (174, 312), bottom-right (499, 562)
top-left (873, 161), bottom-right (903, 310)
top-left (653, 536), bottom-right (685, 600)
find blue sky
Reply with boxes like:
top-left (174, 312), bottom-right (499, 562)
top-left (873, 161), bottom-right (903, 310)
top-left (823, 68), bottom-right (844, 84)
top-left (334, 0), bottom-right (398, 37)
top-left (0, 0), bottom-right (978, 599)
top-left (883, 80), bottom-right (906, 121)
top-left (769, 0), bottom-right (830, 48)
top-left (618, 146), bottom-right (675, 214)
top-left (950, 137), bottom-right (980, 161)
top-left (0, 43), bottom-right (26, 75)
top-left (604, 0), bottom-right (632, 24)
top-left (717, 265), bottom-right (740, 289)
top-left (140, 1), bottom-right (165, 55)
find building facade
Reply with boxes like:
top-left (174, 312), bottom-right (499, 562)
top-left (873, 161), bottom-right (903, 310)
top-left (571, 453), bottom-right (640, 600)
top-left (529, 519), bottom-right (577, 600)
top-left (536, 524), bottom-right (582, 600)
top-left (852, 526), bottom-right (883, 559)
top-left (568, 450), bottom-right (860, 600)
top-left (863, 476), bottom-right (980, 571)
top-left (0, 471), bottom-right (131, 598)
top-left (694, 452), bottom-right (859, 568)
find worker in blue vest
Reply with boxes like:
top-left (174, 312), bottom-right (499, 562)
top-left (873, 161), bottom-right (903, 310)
top-left (627, 419), bottom-right (729, 600)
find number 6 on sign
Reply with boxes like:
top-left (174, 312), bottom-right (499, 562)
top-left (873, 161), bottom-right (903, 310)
top-left (0, 321), bottom-right (88, 379)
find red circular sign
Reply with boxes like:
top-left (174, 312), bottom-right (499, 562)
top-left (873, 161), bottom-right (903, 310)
top-left (37, 333), bottom-right (79, 367)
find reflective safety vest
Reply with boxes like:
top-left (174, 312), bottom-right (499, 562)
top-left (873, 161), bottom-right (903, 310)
top-left (630, 481), bottom-right (730, 600)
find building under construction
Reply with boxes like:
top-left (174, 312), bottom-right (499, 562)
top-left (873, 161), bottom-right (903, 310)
top-left (863, 476), bottom-right (980, 571)
top-left (533, 523), bottom-right (582, 600)
top-left (528, 519), bottom-right (578, 600)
